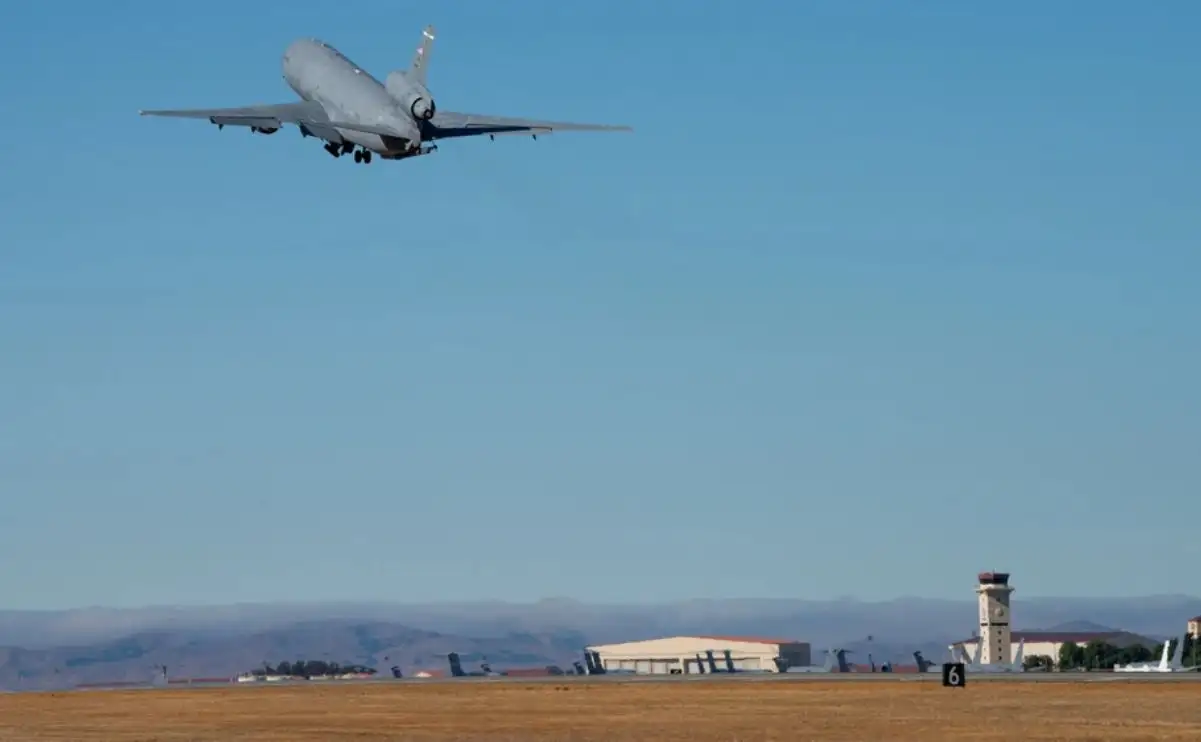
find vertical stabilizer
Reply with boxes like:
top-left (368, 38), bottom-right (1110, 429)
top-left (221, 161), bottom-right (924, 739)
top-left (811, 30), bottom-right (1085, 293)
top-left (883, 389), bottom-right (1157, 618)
top-left (705, 650), bottom-right (719, 673)
top-left (1170, 637), bottom-right (1185, 670)
top-left (913, 651), bottom-right (933, 672)
top-left (695, 654), bottom-right (705, 674)
top-left (590, 651), bottom-right (606, 674)
top-left (835, 649), bottom-right (851, 673)
top-left (410, 25), bottom-right (436, 86)
top-left (723, 649), bottom-right (737, 672)
top-left (447, 652), bottom-right (465, 677)
top-left (1011, 639), bottom-right (1025, 669)
top-left (1157, 639), bottom-right (1172, 671)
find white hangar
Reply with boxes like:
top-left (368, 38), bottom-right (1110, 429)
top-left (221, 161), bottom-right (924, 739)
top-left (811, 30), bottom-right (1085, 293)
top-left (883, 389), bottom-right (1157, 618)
top-left (587, 635), bottom-right (811, 674)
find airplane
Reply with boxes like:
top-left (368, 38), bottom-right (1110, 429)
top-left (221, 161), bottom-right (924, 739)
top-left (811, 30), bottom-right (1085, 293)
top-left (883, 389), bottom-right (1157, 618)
top-left (446, 652), bottom-right (502, 677)
top-left (138, 25), bottom-right (632, 164)
top-left (690, 649), bottom-right (774, 675)
top-left (912, 651), bottom-right (942, 673)
top-left (582, 650), bottom-right (636, 676)
top-left (1113, 637), bottom-right (1197, 673)
top-left (1113, 639), bottom-right (1172, 672)
top-left (782, 648), bottom-right (845, 674)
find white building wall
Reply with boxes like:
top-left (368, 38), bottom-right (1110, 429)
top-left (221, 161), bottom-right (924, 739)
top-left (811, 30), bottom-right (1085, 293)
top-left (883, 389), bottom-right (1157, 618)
top-left (588, 636), bottom-right (809, 674)
top-left (957, 639), bottom-right (1057, 664)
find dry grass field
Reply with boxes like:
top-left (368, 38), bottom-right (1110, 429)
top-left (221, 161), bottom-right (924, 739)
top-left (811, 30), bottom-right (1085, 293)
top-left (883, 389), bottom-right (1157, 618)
top-left (2, 680), bottom-right (1200, 741)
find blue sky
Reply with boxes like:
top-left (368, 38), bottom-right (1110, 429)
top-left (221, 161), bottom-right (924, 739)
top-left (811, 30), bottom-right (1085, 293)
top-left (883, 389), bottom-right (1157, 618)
top-left (1, 0), bottom-right (1198, 610)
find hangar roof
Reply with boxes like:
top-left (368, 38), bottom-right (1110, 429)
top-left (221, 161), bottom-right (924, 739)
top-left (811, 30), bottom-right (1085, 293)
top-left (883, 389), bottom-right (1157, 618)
top-left (694, 635), bottom-right (802, 645)
top-left (588, 635), bottom-right (803, 653)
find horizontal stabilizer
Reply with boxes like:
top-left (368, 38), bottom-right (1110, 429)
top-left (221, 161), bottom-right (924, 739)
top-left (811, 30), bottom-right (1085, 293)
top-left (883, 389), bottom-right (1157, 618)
top-left (428, 110), bottom-right (632, 140)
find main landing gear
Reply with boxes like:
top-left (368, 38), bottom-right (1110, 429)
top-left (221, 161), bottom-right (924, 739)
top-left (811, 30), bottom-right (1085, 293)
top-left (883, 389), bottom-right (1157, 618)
top-left (323, 141), bottom-right (438, 164)
top-left (379, 144), bottom-right (438, 161)
top-left (323, 141), bottom-right (355, 158)
top-left (322, 141), bottom-right (373, 164)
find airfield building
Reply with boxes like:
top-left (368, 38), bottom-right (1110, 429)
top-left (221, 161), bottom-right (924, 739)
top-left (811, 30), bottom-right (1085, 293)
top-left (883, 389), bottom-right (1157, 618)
top-left (975, 571), bottom-right (1015, 665)
top-left (586, 636), bottom-right (810, 674)
top-left (953, 630), bottom-right (1160, 665)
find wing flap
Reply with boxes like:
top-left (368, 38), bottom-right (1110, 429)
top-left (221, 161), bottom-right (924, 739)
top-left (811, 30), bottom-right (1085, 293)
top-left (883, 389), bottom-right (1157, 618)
top-left (209, 115), bottom-right (282, 129)
top-left (428, 110), bottom-right (632, 140)
top-left (139, 100), bottom-right (326, 123)
top-left (140, 100), bottom-right (417, 141)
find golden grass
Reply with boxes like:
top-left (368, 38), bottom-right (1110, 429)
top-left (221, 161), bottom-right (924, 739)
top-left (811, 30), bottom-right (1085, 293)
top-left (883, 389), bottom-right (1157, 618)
top-left (2, 679), bottom-right (1201, 741)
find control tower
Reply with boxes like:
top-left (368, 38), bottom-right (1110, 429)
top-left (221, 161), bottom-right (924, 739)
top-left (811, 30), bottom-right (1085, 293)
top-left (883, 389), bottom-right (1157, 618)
top-left (975, 572), bottom-right (1014, 665)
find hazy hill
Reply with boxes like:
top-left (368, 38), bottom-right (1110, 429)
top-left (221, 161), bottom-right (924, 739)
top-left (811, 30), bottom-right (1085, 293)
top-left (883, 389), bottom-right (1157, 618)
top-left (0, 620), bottom-right (586, 690)
top-left (2, 595), bottom-right (1197, 689)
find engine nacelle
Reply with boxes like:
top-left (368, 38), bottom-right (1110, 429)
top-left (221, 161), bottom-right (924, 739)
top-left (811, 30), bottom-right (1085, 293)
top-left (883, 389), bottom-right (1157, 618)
top-left (250, 126), bottom-right (279, 135)
top-left (384, 71), bottom-right (436, 121)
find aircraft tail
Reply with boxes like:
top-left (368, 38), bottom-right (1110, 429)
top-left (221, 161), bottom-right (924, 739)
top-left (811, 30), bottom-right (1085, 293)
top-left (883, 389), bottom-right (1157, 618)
top-left (723, 649), bottom-right (737, 672)
top-left (1170, 637), bottom-right (1185, 670)
top-left (705, 650), bottom-right (719, 673)
top-left (695, 654), bottom-right (705, 674)
top-left (572, 661), bottom-right (585, 675)
top-left (590, 651), bottom-right (606, 674)
top-left (1011, 639), bottom-right (1025, 669)
top-left (447, 652), bottom-right (465, 677)
top-left (1158, 639), bottom-right (1172, 671)
top-left (390, 665), bottom-right (402, 679)
top-left (823, 648), bottom-right (837, 671)
top-left (835, 649), bottom-right (851, 673)
top-left (409, 25), bottom-right (436, 86)
top-left (913, 651), bottom-right (934, 672)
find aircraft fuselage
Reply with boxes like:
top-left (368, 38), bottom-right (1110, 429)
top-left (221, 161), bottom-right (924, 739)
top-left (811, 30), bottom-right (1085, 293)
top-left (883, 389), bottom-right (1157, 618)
top-left (138, 25), bottom-right (631, 165)
top-left (281, 38), bottom-right (420, 156)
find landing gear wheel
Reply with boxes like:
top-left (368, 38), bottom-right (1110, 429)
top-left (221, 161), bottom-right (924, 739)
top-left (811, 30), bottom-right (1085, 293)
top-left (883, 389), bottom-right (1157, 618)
top-left (362, 151), bottom-right (372, 164)
top-left (354, 150), bottom-right (363, 163)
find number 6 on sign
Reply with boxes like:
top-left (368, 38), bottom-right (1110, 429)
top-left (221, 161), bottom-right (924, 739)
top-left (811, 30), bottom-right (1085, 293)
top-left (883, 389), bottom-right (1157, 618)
top-left (942, 662), bottom-right (965, 688)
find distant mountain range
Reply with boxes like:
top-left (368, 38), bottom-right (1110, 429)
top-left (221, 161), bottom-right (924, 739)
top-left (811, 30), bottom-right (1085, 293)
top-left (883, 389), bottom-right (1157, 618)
top-left (2, 595), bottom-right (1198, 690)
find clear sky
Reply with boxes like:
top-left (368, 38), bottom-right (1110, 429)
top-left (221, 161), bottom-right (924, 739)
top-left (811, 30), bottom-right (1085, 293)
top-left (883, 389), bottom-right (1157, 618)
top-left (1, 0), bottom-right (1198, 610)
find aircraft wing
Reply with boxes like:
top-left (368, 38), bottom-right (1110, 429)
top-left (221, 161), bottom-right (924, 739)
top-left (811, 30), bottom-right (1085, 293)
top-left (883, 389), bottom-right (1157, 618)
top-left (138, 101), bottom-right (411, 140)
top-left (139, 101), bottom-right (328, 128)
top-left (427, 110), bottom-right (632, 140)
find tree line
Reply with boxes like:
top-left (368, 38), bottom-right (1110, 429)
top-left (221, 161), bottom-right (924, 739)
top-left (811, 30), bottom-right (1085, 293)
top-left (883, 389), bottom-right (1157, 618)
top-left (1041, 634), bottom-right (1199, 671)
top-left (249, 660), bottom-right (378, 678)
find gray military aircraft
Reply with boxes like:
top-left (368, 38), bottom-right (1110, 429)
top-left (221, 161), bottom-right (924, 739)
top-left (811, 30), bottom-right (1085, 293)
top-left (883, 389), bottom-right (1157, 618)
top-left (138, 25), bottom-right (632, 164)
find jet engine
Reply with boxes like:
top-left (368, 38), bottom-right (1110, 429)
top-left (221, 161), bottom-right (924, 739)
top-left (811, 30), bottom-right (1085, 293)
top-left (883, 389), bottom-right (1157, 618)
top-left (384, 71), bottom-right (436, 121)
top-left (250, 126), bottom-right (278, 135)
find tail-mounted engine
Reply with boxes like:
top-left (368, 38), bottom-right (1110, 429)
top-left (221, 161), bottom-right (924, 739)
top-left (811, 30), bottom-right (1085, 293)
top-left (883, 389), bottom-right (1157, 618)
top-left (384, 71), bottom-right (436, 121)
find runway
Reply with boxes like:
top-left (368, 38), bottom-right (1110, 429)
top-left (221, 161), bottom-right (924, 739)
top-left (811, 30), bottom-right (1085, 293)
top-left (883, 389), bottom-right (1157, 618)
top-left (67, 668), bottom-right (1201, 693)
